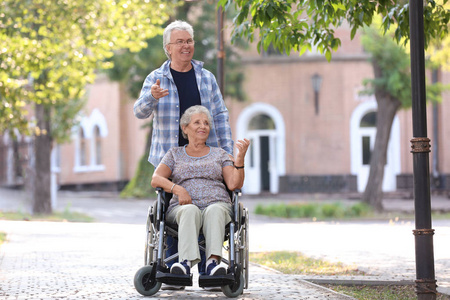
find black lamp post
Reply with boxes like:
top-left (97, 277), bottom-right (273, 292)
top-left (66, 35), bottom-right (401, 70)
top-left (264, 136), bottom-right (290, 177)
top-left (409, 0), bottom-right (437, 299)
top-left (311, 73), bottom-right (322, 115)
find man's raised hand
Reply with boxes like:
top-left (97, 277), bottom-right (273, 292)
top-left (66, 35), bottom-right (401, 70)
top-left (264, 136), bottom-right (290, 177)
top-left (151, 79), bottom-right (169, 100)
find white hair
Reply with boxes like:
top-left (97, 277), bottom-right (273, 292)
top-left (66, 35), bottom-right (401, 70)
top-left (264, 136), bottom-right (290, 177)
top-left (163, 20), bottom-right (194, 60)
top-left (180, 105), bottom-right (212, 139)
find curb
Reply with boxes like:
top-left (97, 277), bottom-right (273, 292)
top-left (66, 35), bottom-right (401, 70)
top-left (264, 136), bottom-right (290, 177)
top-left (304, 278), bottom-right (414, 286)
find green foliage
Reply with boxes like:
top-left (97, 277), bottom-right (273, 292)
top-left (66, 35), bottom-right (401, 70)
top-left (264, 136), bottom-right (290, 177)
top-left (104, 35), bottom-right (168, 99)
top-left (348, 202), bottom-right (372, 217)
top-left (360, 22), bottom-right (412, 108)
top-left (218, 0), bottom-right (450, 61)
top-left (254, 201), bottom-right (372, 220)
top-left (361, 20), bottom-right (450, 109)
top-left (0, 0), bottom-right (177, 140)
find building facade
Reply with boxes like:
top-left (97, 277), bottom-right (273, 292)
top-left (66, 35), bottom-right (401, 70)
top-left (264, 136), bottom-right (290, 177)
top-left (1, 28), bottom-right (449, 195)
top-left (225, 29), bottom-right (450, 195)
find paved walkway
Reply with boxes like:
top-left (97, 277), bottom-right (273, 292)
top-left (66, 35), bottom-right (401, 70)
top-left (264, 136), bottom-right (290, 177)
top-left (1, 188), bottom-right (450, 299)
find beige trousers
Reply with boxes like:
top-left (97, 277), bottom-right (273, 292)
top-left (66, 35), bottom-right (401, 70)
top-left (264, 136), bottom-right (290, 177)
top-left (167, 202), bottom-right (232, 266)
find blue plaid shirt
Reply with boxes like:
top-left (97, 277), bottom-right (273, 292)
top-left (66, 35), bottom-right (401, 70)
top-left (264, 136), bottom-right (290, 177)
top-left (134, 60), bottom-right (234, 167)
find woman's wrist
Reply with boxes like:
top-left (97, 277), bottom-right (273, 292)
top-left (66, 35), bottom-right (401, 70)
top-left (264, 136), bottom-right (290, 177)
top-left (170, 183), bottom-right (176, 193)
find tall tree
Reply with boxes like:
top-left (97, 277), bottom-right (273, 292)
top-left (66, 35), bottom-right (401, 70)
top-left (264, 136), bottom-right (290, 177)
top-left (427, 1), bottom-right (450, 72)
top-left (360, 23), bottom-right (411, 211)
top-left (0, 0), bottom-right (177, 214)
top-left (219, 0), bottom-right (449, 209)
top-left (219, 0), bottom-right (449, 60)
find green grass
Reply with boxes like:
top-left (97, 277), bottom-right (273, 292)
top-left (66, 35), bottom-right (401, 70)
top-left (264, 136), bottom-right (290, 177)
top-left (250, 251), bottom-right (364, 276)
top-left (0, 232), bottom-right (6, 246)
top-left (251, 251), bottom-right (450, 299)
top-left (0, 204), bottom-right (94, 223)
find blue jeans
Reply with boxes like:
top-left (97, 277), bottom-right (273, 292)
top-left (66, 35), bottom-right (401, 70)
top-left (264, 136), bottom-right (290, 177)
top-left (166, 235), bottom-right (206, 274)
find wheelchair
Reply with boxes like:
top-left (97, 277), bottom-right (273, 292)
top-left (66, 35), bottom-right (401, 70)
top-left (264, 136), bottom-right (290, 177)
top-left (134, 187), bottom-right (249, 298)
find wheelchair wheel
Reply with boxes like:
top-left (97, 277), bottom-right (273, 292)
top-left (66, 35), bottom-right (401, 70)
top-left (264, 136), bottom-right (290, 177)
top-left (134, 264), bottom-right (161, 296)
top-left (221, 268), bottom-right (244, 298)
top-left (240, 206), bottom-right (249, 289)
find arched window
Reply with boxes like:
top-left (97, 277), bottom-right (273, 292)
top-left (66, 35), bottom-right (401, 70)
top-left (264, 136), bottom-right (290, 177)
top-left (51, 144), bottom-right (61, 173)
top-left (79, 127), bottom-right (87, 166)
top-left (94, 126), bottom-right (102, 165)
top-left (360, 111), bottom-right (377, 165)
top-left (73, 109), bottom-right (107, 172)
top-left (360, 111), bottom-right (377, 127)
top-left (249, 114), bottom-right (275, 130)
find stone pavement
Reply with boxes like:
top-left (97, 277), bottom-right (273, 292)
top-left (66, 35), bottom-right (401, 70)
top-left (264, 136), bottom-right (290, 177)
top-left (1, 188), bottom-right (450, 299)
top-left (0, 220), bottom-right (353, 300)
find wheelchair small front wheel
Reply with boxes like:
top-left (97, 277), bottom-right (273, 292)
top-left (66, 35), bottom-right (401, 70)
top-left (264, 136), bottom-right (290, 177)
top-left (134, 264), bottom-right (161, 296)
top-left (221, 272), bottom-right (244, 298)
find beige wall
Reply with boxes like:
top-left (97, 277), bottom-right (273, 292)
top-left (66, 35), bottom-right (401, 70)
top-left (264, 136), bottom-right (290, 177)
top-left (226, 26), bottom-right (450, 191)
top-left (51, 27), bottom-right (450, 191)
top-left (58, 75), bottom-right (147, 186)
top-left (397, 69), bottom-right (450, 176)
top-left (228, 55), bottom-right (374, 176)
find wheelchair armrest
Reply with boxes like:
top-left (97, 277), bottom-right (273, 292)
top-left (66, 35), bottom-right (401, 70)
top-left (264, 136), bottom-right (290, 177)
top-left (155, 187), bottom-right (173, 212)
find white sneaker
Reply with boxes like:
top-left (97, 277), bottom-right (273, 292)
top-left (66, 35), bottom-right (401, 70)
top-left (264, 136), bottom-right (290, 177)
top-left (206, 260), bottom-right (226, 276)
top-left (170, 260), bottom-right (191, 275)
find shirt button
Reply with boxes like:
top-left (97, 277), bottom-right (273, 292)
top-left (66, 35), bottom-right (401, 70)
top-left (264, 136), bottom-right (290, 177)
top-left (175, 135), bottom-right (178, 138)
top-left (176, 120), bottom-right (179, 123)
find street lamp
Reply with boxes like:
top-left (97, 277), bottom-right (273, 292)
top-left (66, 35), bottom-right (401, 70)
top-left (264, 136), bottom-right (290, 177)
top-left (409, 0), bottom-right (437, 298)
top-left (311, 73), bottom-right (322, 115)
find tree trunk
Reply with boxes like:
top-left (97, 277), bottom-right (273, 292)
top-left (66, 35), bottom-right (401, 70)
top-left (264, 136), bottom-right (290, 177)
top-left (362, 62), bottom-right (402, 212)
top-left (32, 103), bottom-right (52, 214)
top-left (119, 123), bottom-right (155, 198)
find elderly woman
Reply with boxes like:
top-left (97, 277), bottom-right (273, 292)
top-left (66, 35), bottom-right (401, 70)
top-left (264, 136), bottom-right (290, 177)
top-left (151, 105), bottom-right (250, 277)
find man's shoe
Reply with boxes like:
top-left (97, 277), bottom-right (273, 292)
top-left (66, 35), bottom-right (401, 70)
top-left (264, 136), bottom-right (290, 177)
top-left (161, 284), bottom-right (185, 290)
top-left (206, 260), bottom-right (226, 276)
top-left (170, 260), bottom-right (191, 275)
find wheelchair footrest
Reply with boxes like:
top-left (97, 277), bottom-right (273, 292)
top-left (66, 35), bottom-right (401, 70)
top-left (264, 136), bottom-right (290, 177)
top-left (156, 271), bottom-right (193, 286)
top-left (198, 274), bottom-right (235, 287)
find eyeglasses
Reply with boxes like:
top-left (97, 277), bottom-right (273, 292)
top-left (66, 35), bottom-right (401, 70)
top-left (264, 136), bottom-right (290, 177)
top-left (168, 39), bottom-right (195, 46)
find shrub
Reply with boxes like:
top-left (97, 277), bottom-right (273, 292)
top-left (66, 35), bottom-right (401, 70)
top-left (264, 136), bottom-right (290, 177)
top-left (321, 203), bottom-right (344, 218)
top-left (348, 202), bottom-right (371, 217)
top-left (254, 201), bottom-right (374, 220)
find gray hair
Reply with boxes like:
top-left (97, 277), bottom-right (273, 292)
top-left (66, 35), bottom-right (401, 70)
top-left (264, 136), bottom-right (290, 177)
top-left (163, 20), bottom-right (194, 60)
top-left (180, 105), bottom-right (212, 139)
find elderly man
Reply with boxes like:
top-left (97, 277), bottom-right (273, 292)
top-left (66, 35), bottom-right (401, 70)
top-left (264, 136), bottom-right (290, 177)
top-left (134, 20), bottom-right (233, 167)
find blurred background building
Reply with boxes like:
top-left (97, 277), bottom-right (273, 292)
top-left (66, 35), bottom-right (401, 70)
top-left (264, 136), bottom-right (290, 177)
top-left (1, 22), bottom-right (449, 196)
